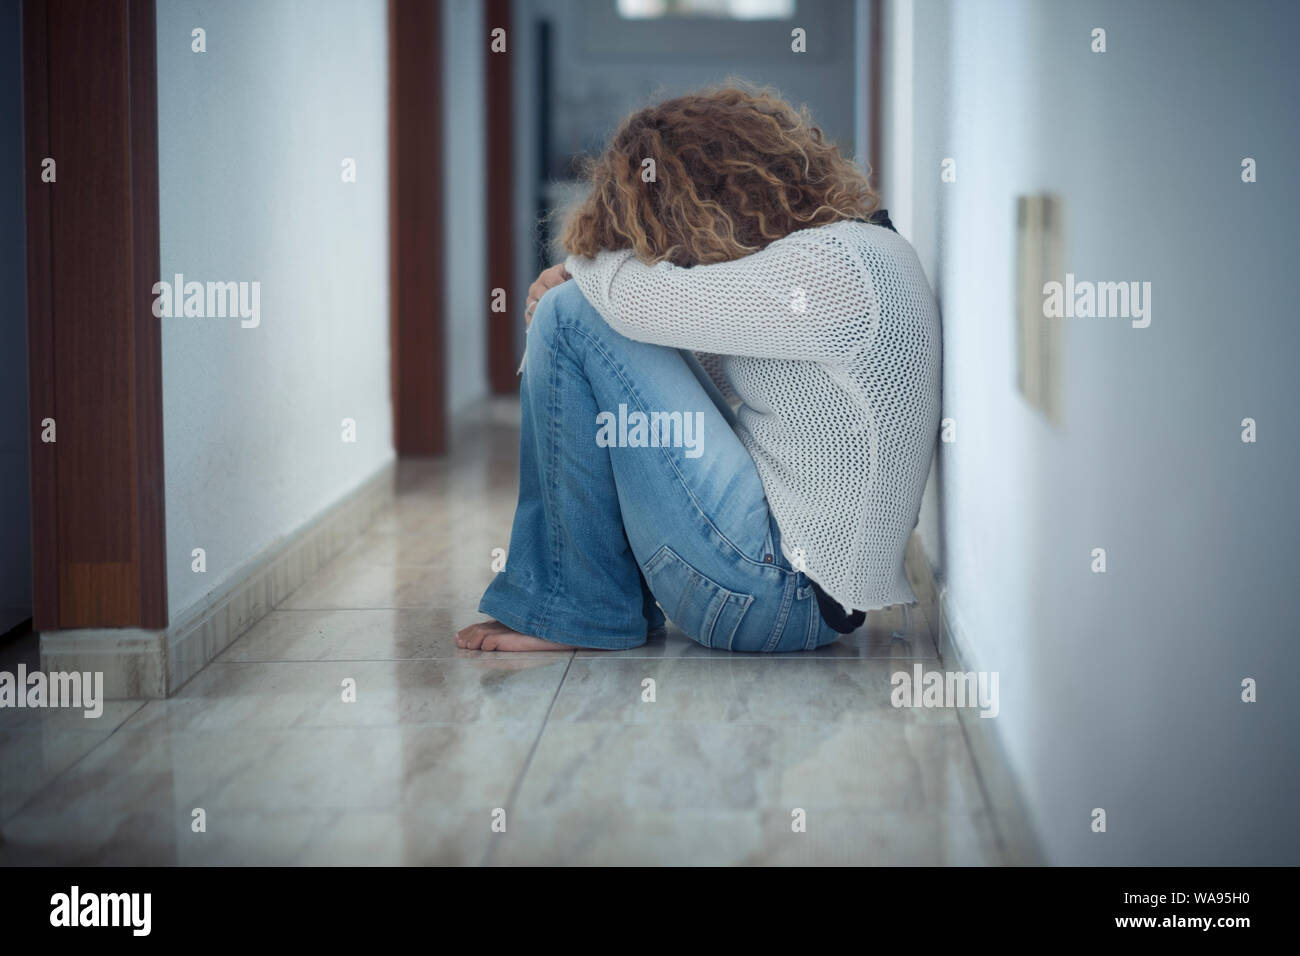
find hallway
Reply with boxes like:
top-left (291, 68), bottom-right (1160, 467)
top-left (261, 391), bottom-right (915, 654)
top-left (0, 403), bottom-right (1003, 865)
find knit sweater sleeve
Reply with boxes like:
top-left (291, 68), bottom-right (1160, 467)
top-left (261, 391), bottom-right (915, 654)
top-left (564, 222), bottom-right (874, 362)
top-left (692, 351), bottom-right (739, 402)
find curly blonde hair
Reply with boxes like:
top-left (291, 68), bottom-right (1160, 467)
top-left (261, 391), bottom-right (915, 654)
top-left (560, 84), bottom-right (878, 267)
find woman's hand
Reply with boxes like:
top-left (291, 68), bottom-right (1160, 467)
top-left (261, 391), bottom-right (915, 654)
top-left (525, 263), bottom-right (571, 325)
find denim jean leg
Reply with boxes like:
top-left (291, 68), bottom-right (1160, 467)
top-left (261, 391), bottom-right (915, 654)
top-left (482, 280), bottom-right (807, 653)
top-left (476, 293), bottom-right (650, 649)
top-left (536, 285), bottom-right (783, 644)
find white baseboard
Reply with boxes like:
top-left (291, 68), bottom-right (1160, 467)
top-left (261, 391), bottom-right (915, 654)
top-left (40, 460), bottom-right (396, 699)
top-left (40, 629), bottom-right (167, 699)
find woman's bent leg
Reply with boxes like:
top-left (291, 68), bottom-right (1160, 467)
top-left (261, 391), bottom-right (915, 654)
top-left (477, 281), bottom-right (838, 653)
top-left (475, 291), bottom-right (654, 649)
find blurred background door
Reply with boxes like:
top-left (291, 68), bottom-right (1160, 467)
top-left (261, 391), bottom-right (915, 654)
top-left (494, 0), bottom-right (874, 392)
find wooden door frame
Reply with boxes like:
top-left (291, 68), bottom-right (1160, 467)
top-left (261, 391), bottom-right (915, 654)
top-left (484, 0), bottom-right (516, 394)
top-left (388, 0), bottom-right (448, 454)
top-left (23, 0), bottom-right (167, 630)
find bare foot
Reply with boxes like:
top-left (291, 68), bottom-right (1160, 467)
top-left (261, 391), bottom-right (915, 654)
top-left (455, 618), bottom-right (575, 652)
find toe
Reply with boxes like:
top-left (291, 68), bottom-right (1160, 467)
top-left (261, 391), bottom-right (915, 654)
top-left (457, 624), bottom-right (485, 650)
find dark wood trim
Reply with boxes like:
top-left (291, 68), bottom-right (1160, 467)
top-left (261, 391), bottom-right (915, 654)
top-left (388, 0), bottom-right (447, 454)
top-left (127, 0), bottom-right (166, 628)
top-left (484, 0), bottom-right (516, 394)
top-left (23, 0), bottom-right (167, 630)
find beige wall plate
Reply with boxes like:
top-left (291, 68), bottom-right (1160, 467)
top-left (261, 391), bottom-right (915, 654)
top-left (1014, 194), bottom-right (1063, 423)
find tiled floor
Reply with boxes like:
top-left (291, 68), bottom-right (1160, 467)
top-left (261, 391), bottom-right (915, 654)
top-left (0, 405), bottom-right (1005, 865)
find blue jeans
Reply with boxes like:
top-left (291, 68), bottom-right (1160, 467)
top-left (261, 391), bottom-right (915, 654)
top-left (478, 281), bottom-right (841, 653)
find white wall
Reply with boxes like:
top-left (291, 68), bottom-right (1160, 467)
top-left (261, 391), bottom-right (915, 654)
top-left (157, 0), bottom-right (393, 622)
top-left (883, 0), bottom-right (1300, 864)
top-left (443, 0), bottom-right (489, 417)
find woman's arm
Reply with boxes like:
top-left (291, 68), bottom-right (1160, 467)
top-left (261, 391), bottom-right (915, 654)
top-left (564, 221), bottom-right (875, 362)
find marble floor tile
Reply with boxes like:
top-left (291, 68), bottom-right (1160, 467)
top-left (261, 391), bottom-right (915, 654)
top-left (0, 702), bottom-right (147, 824)
top-left (331, 529), bottom-right (456, 567)
top-left (548, 658), bottom-right (957, 725)
top-left (489, 808), bottom-right (1001, 866)
top-left (126, 658), bottom-right (570, 732)
top-left (0, 723), bottom-right (536, 865)
top-left (513, 721), bottom-right (985, 814)
top-left (0, 698), bottom-right (144, 735)
top-left (1, 808), bottom-right (333, 866)
top-left (366, 490), bottom-right (516, 537)
top-left (279, 559), bottom-right (496, 610)
top-left (217, 607), bottom-right (562, 662)
top-left (294, 809), bottom-right (495, 866)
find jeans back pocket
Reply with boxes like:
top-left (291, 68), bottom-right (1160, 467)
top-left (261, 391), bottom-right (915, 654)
top-left (641, 545), bottom-right (754, 650)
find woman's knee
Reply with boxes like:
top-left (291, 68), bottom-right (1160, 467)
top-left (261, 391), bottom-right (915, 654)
top-left (529, 280), bottom-right (596, 342)
top-left (524, 281), bottom-right (599, 371)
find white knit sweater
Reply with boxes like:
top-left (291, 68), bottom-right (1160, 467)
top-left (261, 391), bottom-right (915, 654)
top-left (566, 219), bottom-right (941, 613)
